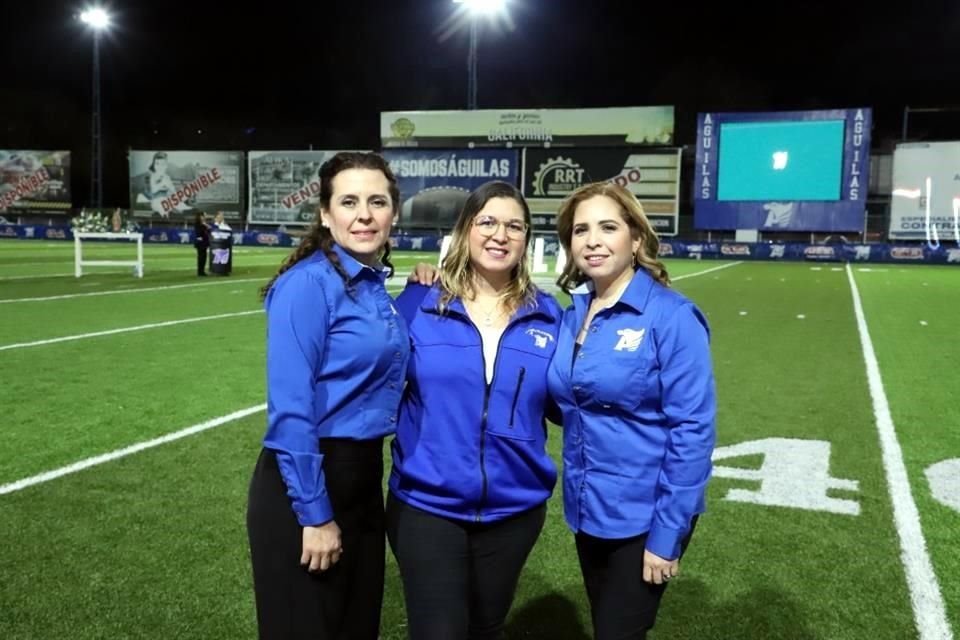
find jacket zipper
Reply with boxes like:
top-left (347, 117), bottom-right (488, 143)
top-left (508, 367), bottom-right (526, 427)
top-left (472, 320), bottom-right (509, 523)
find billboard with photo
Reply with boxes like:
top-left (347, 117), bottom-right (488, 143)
top-left (0, 150), bottom-right (71, 213)
top-left (248, 151), bottom-right (360, 225)
top-left (128, 150), bottom-right (244, 220)
top-left (694, 108), bottom-right (871, 232)
top-left (889, 142), bottom-right (960, 241)
top-left (383, 149), bottom-right (519, 228)
top-left (522, 148), bottom-right (681, 236)
top-left (381, 107), bottom-right (674, 148)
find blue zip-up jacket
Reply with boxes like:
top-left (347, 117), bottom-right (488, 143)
top-left (546, 268), bottom-right (716, 560)
top-left (263, 244), bottom-right (409, 527)
top-left (390, 283), bottom-right (563, 522)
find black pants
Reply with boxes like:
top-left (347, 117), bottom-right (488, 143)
top-left (575, 517), bottom-right (698, 640)
top-left (247, 441), bottom-right (386, 640)
top-left (385, 494), bottom-right (546, 640)
top-left (195, 244), bottom-right (208, 275)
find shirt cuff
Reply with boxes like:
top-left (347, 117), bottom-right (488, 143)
top-left (292, 494), bottom-right (334, 528)
top-left (645, 521), bottom-right (684, 561)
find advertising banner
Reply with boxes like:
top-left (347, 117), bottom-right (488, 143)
top-left (889, 142), bottom-right (960, 241)
top-left (128, 150), bottom-right (243, 220)
top-left (522, 148), bottom-right (681, 235)
top-left (0, 150), bottom-right (71, 212)
top-left (384, 149), bottom-right (519, 228)
top-left (248, 150), bottom-right (358, 225)
top-left (381, 107), bottom-right (675, 148)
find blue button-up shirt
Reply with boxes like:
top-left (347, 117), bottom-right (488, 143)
top-left (547, 268), bottom-right (716, 559)
top-left (263, 244), bottom-right (409, 526)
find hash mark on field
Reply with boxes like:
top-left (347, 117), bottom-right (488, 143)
top-left (920, 321), bottom-right (928, 326)
top-left (796, 314), bottom-right (806, 320)
top-left (845, 264), bottom-right (952, 640)
top-left (0, 404), bottom-right (266, 496)
top-left (739, 311), bottom-right (748, 316)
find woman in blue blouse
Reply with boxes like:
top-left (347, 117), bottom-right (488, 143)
top-left (547, 182), bottom-right (717, 640)
top-left (247, 152), bottom-right (409, 640)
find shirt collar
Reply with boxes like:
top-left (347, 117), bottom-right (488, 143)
top-left (571, 267), bottom-right (656, 315)
top-left (331, 243), bottom-right (388, 283)
top-left (420, 284), bottom-right (553, 322)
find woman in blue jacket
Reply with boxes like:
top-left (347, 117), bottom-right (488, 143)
top-left (547, 182), bottom-right (717, 640)
top-left (389, 181), bottom-right (563, 640)
top-left (247, 152), bottom-right (409, 640)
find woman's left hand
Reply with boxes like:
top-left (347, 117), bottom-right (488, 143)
top-left (408, 262), bottom-right (439, 286)
top-left (642, 549), bottom-right (679, 585)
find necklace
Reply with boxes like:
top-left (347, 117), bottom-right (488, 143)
top-left (468, 297), bottom-right (503, 327)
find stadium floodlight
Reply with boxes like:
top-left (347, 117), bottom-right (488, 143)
top-left (452, 0), bottom-right (507, 109)
top-left (79, 7), bottom-right (111, 208)
top-left (453, 0), bottom-right (508, 15)
top-left (80, 7), bottom-right (110, 29)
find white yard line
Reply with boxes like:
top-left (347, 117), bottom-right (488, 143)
top-left (0, 310), bottom-right (263, 352)
top-left (0, 272), bottom-right (75, 281)
top-left (0, 405), bottom-right (267, 496)
top-left (845, 263), bottom-right (952, 640)
top-left (672, 261), bottom-right (743, 281)
top-left (0, 277), bottom-right (265, 304)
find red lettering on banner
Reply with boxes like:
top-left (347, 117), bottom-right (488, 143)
top-left (281, 179), bottom-right (321, 209)
top-left (0, 168), bottom-right (50, 208)
top-left (610, 168), bottom-right (643, 189)
top-left (158, 168), bottom-right (223, 214)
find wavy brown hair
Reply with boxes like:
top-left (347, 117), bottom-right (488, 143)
top-left (437, 181), bottom-right (537, 315)
top-left (259, 152), bottom-right (400, 300)
top-left (555, 182), bottom-right (669, 293)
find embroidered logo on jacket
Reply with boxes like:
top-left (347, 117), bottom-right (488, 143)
top-left (526, 328), bottom-right (555, 349)
top-left (614, 328), bottom-right (645, 352)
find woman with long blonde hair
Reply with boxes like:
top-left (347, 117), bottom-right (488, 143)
top-left (548, 182), bottom-right (717, 639)
top-left (388, 180), bottom-right (563, 639)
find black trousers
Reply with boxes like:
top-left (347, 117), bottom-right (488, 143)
top-left (385, 493), bottom-right (546, 640)
top-left (247, 441), bottom-right (386, 640)
top-left (195, 244), bottom-right (207, 275)
top-left (575, 517), bottom-right (698, 640)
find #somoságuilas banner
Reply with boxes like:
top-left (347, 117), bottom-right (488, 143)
top-left (384, 149), bottom-right (519, 228)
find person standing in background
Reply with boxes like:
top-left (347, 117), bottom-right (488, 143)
top-left (194, 211), bottom-right (210, 276)
top-left (213, 211), bottom-right (232, 231)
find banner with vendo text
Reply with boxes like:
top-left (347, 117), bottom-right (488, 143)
top-left (0, 150), bottom-right (71, 213)
top-left (128, 151), bottom-right (244, 220)
top-left (248, 151), bottom-right (358, 225)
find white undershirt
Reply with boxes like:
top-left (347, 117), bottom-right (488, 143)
top-left (477, 323), bottom-right (506, 384)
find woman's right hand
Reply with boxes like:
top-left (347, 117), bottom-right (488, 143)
top-left (301, 520), bottom-right (342, 572)
top-left (408, 262), bottom-right (439, 286)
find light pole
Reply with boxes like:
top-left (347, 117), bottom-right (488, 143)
top-left (80, 7), bottom-right (110, 209)
top-left (453, 0), bottom-right (507, 110)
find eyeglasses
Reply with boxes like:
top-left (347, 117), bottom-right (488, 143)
top-left (473, 215), bottom-right (528, 239)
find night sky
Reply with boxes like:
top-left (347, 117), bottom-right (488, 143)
top-left (2, 0), bottom-right (957, 207)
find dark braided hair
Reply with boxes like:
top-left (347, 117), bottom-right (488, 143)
top-left (260, 152), bottom-right (400, 301)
